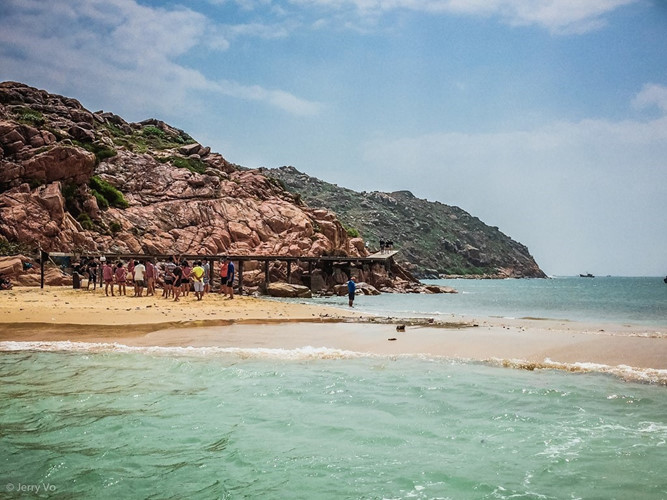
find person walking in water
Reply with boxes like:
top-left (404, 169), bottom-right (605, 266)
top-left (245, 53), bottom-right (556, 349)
top-left (347, 276), bottom-right (356, 307)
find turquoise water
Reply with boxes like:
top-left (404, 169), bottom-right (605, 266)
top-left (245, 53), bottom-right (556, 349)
top-left (1, 349), bottom-right (666, 499)
top-left (1, 278), bottom-right (666, 498)
top-left (296, 277), bottom-right (667, 326)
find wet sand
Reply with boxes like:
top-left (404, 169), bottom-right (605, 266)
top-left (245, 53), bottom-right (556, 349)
top-left (0, 287), bottom-right (665, 375)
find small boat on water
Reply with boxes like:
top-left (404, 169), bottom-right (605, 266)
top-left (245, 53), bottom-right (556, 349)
top-left (579, 273), bottom-right (594, 278)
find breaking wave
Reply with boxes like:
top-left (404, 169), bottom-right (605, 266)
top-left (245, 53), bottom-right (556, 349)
top-left (2, 341), bottom-right (665, 385)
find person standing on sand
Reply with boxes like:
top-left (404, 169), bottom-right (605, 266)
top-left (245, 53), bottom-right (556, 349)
top-left (86, 259), bottom-right (98, 291)
top-left (181, 260), bottom-right (192, 297)
top-left (224, 258), bottom-right (235, 299)
top-left (218, 259), bottom-right (229, 296)
top-left (103, 261), bottom-right (114, 296)
top-left (145, 260), bottom-right (155, 296)
top-left (134, 260), bottom-right (146, 297)
top-left (163, 257), bottom-right (176, 298)
top-left (192, 261), bottom-right (205, 301)
top-left (172, 263), bottom-right (183, 302)
top-left (115, 262), bottom-right (127, 296)
top-left (347, 276), bottom-right (356, 307)
top-left (127, 259), bottom-right (135, 296)
top-left (203, 261), bottom-right (211, 294)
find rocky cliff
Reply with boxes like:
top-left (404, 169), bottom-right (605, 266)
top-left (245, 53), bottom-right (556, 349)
top-left (0, 82), bottom-right (543, 292)
top-left (266, 166), bottom-right (546, 278)
top-left (0, 82), bottom-right (364, 262)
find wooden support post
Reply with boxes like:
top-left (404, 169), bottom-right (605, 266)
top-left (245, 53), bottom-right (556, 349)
top-left (286, 260), bottom-right (291, 284)
top-left (237, 260), bottom-right (244, 295)
top-left (40, 249), bottom-right (47, 289)
top-left (264, 260), bottom-right (270, 288)
top-left (308, 261), bottom-right (314, 291)
top-left (207, 258), bottom-right (213, 292)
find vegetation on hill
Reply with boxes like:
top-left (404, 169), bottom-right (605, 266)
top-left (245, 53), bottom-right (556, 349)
top-left (266, 166), bottom-right (546, 278)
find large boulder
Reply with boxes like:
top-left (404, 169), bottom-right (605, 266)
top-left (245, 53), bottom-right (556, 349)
top-left (19, 146), bottom-right (95, 186)
top-left (0, 182), bottom-right (97, 252)
top-left (424, 284), bottom-right (458, 294)
top-left (0, 256), bottom-right (22, 276)
top-left (333, 281), bottom-right (380, 296)
top-left (267, 282), bottom-right (312, 298)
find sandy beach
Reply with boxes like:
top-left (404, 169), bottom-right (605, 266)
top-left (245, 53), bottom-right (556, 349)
top-left (0, 286), bottom-right (666, 376)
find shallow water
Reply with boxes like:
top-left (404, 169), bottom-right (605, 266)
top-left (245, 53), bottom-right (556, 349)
top-left (1, 348), bottom-right (665, 499)
top-left (295, 276), bottom-right (667, 327)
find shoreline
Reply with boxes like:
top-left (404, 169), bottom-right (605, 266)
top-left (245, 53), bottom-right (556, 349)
top-left (1, 287), bottom-right (666, 383)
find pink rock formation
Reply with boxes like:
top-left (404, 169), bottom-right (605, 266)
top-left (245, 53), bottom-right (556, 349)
top-left (0, 82), bottom-right (367, 261)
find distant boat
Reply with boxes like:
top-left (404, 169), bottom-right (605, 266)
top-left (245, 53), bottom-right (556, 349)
top-left (579, 273), bottom-right (594, 278)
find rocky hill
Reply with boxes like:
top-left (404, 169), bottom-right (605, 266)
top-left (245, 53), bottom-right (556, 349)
top-left (266, 166), bottom-right (546, 278)
top-left (0, 82), bottom-right (543, 292)
top-left (0, 82), bottom-right (403, 292)
top-left (0, 82), bottom-right (364, 261)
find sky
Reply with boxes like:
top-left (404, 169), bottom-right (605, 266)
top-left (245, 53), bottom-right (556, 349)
top-left (1, 0), bottom-right (666, 276)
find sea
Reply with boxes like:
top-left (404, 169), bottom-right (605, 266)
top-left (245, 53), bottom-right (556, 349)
top-left (1, 276), bottom-right (665, 499)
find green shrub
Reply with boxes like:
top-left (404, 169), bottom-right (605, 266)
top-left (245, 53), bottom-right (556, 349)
top-left (90, 190), bottom-right (109, 210)
top-left (109, 221), bottom-right (122, 234)
top-left (77, 213), bottom-right (94, 230)
top-left (345, 226), bottom-right (360, 238)
top-left (0, 238), bottom-right (33, 256)
top-left (89, 176), bottom-right (128, 209)
top-left (169, 156), bottom-right (207, 174)
top-left (16, 107), bottom-right (45, 126)
top-left (72, 140), bottom-right (117, 163)
top-left (61, 182), bottom-right (79, 215)
top-left (142, 125), bottom-right (166, 138)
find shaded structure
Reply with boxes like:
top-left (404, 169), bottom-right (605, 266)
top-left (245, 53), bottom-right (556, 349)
top-left (40, 251), bottom-right (400, 294)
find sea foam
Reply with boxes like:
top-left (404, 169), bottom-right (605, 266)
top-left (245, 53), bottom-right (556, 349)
top-left (2, 340), bottom-right (665, 385)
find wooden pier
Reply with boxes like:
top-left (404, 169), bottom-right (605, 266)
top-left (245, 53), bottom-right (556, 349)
top-left (41, 250), bottom-right (399, 293)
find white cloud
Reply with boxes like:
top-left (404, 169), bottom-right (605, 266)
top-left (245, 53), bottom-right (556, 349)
top-left (225, 21), bottom-right (295, 39)
top-left (289, 0), bottom-right (638, 34)
top-left (359, 109), bottom-right (667, 275)
top-left (633, 83), bottom-right (667, 113)
top-left (0, 0), bottom-right (320, 117)
top-left (498, 0), bottom-right (638, 34)
top-left (362, 115), bottom-right (667, 204)
top-left (216, 80), bottom-right (323, 115)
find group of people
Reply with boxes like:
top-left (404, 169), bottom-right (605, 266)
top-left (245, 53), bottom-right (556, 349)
top-left (378, 240), bottom-right (394, 253)
top-left (79, 256), bottom-right (236, 302)
top-left (98, 258), bottom-right (157, 298)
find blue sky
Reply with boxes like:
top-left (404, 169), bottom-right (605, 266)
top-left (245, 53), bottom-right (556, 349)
top-left (1, 0), bottom-right (666, 276)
